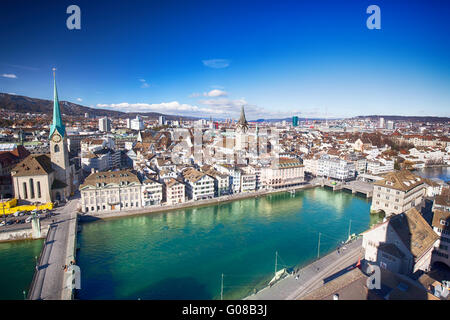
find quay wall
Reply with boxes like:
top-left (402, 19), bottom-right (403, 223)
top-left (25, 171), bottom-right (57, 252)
top-left (0, 225), bottom-right (49, 243)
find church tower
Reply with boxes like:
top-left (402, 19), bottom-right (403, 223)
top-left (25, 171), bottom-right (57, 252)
top-left (235, 106), bottom-right (249, 151)
top-left (49, 69), bottom-right (70, 186)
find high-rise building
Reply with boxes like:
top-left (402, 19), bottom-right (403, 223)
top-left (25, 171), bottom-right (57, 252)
top-left (84, 112), bottom-right (89, 118)
top-left (131, 115), bottom-right (144, 130)
top-left (387, 120), bottom-right (394, 130)
top-left (379, 117), bottom-right (385, 129)
top-left (159, 115), bottom-right (166, 126)
top-left (292, 116), bottom-right (299, 127)
top-left (99, 117), bottom-right (111, 132)
top-left (126, 118), bottom-right (131, 129)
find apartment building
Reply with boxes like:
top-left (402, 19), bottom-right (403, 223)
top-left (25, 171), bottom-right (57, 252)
top-left (80, 169), bottom-right (142, 213)
top-left (182, 168), bottom-right (215, 200)
top-left (165, 178), bottom-right (186, 205)
top-left (141, 177), bottom-right (163, 206)
top-left (370, 170), bottom-right (426, 216)
top-left (261, 158), bottom-right (305, 189)
top-left (367, 158), bottom-right (394, 175)
top-left (317, 155), bottom-right (355, 181)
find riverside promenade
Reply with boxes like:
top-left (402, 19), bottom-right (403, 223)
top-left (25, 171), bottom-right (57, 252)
top-left (245, 238), bottom-right (364, 300)
top-left (27, 196), bottom-right (79, 300)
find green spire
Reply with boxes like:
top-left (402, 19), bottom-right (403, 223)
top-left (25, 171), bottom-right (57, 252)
top-left (49, 68), bottom-right (65, 139)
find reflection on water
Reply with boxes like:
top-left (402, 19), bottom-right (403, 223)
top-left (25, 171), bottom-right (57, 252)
top-left (77, 188), bottom-right (376, 300)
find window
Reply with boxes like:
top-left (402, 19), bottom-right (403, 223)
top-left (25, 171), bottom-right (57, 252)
top-left (29, 178), bottom-right (35, 199)
top-left (54, 144), bottom-right (60, 153)
top-left (22, 182), bottom-right (28, 198)
top-left (37, 181), bottom-right (41, 198)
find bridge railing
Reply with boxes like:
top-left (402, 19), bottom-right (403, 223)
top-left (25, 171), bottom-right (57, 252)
top-left (27, 222), bottom-right (54, 300)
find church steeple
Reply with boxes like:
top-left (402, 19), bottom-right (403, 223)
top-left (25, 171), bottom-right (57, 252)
top-left (49, 68), bottom-right (65, 139)
top-left (237, 106), bottom-right (249, 133)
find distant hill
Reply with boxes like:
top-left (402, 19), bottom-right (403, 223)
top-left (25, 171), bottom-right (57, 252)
top-left (0, 93), bottom-right (198, 120)
top-left (354, 115), bottom-right (450, 122)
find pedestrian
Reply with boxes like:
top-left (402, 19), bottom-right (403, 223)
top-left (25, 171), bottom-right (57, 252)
top-left (295, 275), bottom-right (299, 280)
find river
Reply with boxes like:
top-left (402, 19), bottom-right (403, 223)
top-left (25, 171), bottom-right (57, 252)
top-left (76, 188), bottom-right (379, 300)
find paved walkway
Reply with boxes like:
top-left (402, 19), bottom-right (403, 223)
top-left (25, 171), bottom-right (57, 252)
top-left (245, 238), bottom-right (364, 300)
top-left (28, 197), bottom-right (79, 300)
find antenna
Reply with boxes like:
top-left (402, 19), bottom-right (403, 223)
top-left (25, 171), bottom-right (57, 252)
top-left (274, 251), bottom-right (278, 276)
top-left (317, 233), bottom-right (321, 259)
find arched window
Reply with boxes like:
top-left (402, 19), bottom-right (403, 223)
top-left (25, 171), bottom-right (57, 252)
top-left (37, 181), bottom-right (41, 198)
top-left (29, 178), bottom-right (35, 199)
top-left (22, 182), bottom-right (28, 198)
top-left (54, 144), bottom-right (60, 153)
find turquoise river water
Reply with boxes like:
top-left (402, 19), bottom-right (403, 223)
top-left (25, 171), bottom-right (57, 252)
top-left (76, 188), bottom-right (377, 300)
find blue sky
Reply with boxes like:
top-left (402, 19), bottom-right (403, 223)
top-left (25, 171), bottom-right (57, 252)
top-left (0, 0), bottom-right (449, 119)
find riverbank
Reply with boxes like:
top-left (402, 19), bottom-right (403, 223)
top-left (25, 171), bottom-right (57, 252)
top-left (79, 182), bottom-right (317, 223)
top-left (245, 238), bottom-right (364, 300)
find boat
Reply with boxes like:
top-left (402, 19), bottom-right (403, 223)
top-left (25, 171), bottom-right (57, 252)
top-left (269, 268), bottom-right (286, 286)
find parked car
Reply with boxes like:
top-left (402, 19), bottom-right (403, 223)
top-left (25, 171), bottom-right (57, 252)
top-left (25, 217), bottom-right (32, 223)
top-left (13, 211), bottom-right (20, 217)
top-left (0, 221), bottom-right (5, 227)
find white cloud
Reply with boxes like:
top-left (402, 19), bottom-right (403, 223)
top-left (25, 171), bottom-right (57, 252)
top-left (206, 89), bottom-right (227, 97)
top-left (139, 79), bottom-right (150, 88)
top-left (202, 59), bottom-right (230, 69)
top-left (2, 74), bottom-right (17, 79)
top-left (76, 98), bottom-right (83, 102)
top-left (96, 101), bottom-right (226, 116)
top-left (190, 89), bottom-right (228, 98)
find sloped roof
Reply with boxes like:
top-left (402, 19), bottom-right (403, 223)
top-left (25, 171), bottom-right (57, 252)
top-left (389, 208), bottom-right (439, 261)
top-left (12, 154), bottom-right (54, 176)
top-left (374, 170), bottom-right (425, 192)
top-left (431, 209), bottom-right (450, 230)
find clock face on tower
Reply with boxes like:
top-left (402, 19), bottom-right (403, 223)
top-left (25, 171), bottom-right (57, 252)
top-left (52, 134), bottom-right (61, 143)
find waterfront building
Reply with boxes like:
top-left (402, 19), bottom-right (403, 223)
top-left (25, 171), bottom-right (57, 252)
top-left (141, 177), bottom-right (163, 206)
top-left (11, 70), bottom-right (77, 203)
top-left (261, 158), bottom-right (304, 189)
top-left (182, 168), bottom-right (215, 200)
top-left (164, 178), bottom-right (186, 205)
top-left (200, 166), bottom-right (230, 196)
top-left (367, 158), bottom-right (394, 175)
top-left (79, 169), bottom-right (142, 213)
top-left (431, 209), bottom-right (450, 267)
top-left (317, 155), bottom-right (355, 181)
top-left (241, 172), bottom-right (257, 192)
top-left (362, 207), bottom-right (438, 275)
top-left (370, 170), bottom-right (426, 216)
top-left (303, 155), bottom-right (320, 176)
